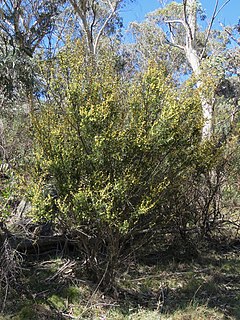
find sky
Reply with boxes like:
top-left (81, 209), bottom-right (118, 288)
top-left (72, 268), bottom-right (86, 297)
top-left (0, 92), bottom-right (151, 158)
top-left (121, 0), bottom-right (240, 29)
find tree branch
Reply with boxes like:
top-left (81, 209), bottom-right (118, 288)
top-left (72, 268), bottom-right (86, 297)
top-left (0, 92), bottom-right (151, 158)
top-left (93, 0), bottom-right (121, 55)
top-left (90, 0), bottom-right (97, 44)
top-left (215, 0), bottom-right (231, 18)
top-left (69, 0), bottom-right (94, 54)
top-left (200, 0), bottom-right (231, 60)
top-left (183, 0), bottom-right (194, 42)
top-left (165, 37), bottom-right (185, 51)
top-left (165, 19), bottom-right (185, 25)
top-left (220, 22), bottom-right (240, 46)
top-left (164, 19), bottom-right (186, 50)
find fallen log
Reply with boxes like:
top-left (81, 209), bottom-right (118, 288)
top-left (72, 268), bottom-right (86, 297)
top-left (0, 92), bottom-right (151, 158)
top-left (1, 224), bottom-right (77, 256)
top-left (9, 234), bottom-right (75, 255)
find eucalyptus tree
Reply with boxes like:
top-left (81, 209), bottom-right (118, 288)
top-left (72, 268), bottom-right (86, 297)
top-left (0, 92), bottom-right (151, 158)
top-left (0, 0), bottom-right (65, 124)
top-left (220, 19), bottom-right (240, 47)
top-left (0, 0), bottom-right (64, 161)
top-left (0, 0), bottom-right (63, 57)
top-left (130, 0), bottom-right (232, 140)
top-left (67, 0), bottom-right (126, 55)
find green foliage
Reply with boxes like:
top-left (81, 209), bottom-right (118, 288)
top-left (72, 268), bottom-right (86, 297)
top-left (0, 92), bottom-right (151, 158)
top-left (48, 294), bottom-right (65, 310)
top-left (17, 306), bottom-right (36, 320)
top-left (0, 161), bottom-right (17, 221)
top-left (30, 41), bottom-right (202, 227)
top-left (27, 40), bottom-right (208, 287)
top-left (151, 1), bottom-right (183, 21)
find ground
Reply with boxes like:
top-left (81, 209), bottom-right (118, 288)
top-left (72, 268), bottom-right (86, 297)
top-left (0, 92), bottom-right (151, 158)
top-left (0, 242), bottom-right (239, 319)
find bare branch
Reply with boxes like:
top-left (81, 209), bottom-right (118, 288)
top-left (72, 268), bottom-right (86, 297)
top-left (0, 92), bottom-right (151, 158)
top-left (200, 0), bottom-right (231, 60)
top-left (69, 0), bottom-right (94, 53)
top-left (90, 0), bottom-right (97, 45)
top-left (164, 19), bottom-right (186, 50)
top-left (215, 0), bottom-right (231, 18)
top-left (165, 19), bottom-right (185, 25)
top-left (168, 22), bottom-right (175, 44)
top-left (200, 0), bottom-right (219, 60)
top-left (165, 37), bottom-right (185, 51)
top-left (183, 0), bottom-right (194, 42)
top-left (93, 0), bottom-right (121, 54)
top-left (107, 0), bottom-right (115, 12)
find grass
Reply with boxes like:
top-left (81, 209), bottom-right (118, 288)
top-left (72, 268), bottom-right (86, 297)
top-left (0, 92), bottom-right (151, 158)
top-left (0, 243), bottom-right (239, 319)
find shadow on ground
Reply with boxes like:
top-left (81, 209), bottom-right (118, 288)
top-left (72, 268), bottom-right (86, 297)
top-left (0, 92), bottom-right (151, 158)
top-left (0, 242), bottom-right (239, 319)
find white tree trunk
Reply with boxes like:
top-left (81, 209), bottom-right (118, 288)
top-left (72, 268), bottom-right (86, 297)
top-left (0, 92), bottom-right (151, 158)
top-left (184, 0), bottom-right (213, 140)
top-left (200, 96), bottom-right (213, 139)
top-left (185, 47), bottom-right (213, 139)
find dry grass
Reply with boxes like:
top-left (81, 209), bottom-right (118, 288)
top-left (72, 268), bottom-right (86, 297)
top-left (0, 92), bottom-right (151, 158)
top-left (0, 243), bottom-right (239, 319)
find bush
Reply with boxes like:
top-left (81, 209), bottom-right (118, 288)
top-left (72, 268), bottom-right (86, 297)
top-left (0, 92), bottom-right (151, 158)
top-left (28, 40), bottom-right (204, 289)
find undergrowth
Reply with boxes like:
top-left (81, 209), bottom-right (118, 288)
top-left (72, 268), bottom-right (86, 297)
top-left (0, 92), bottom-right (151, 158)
top-left (0, 241), bottom-right (239, 320)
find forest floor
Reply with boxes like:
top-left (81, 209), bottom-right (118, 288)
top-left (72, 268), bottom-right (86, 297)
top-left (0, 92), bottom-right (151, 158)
top-left (0, 241), bottom-right (240, 320)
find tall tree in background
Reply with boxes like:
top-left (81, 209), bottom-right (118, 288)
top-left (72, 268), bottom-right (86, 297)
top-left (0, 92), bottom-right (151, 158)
top-left (163, 0), bottom-right (233, 139)
top-left (0, 0), bottom-right (62, 57)
top-left (0, 0), bottom-right (63, 119)
top-left (0, 0), bottom-right (61, 160)
top-left (130, 0), bottom-right (231, 140)
top-left (68, 0), bottom-right (124, 55)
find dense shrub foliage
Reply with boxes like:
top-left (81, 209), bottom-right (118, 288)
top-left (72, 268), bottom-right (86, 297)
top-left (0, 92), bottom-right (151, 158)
top-left (25, 41), bottom-right (222, 286)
